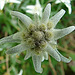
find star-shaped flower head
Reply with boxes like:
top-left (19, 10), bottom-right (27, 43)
top-left (55, 0), bottom-right (72, 14)
top-left (26, 0), bottom-right (42, 17)
top-left (0, 3), bottom-right (75, 73)
top-left (0, 0), bottom-right (21, 10)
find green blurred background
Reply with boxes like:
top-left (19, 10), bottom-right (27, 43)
top-left (0, 0), bottom-right (75, 75)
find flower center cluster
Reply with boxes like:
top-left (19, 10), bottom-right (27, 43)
top-left (21, 23), bottom-right (53, 53)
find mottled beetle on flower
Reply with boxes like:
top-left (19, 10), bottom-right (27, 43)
top-left (0, 3), bottom-right (75, 73)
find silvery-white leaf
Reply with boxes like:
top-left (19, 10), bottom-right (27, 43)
top-left (24, 50), bottom-right (32, 60)
top-left (6, 43), bottom-right (27, 54)
top-left (64, 2), bottom-right (71, 14)
top-left (13, 32), bottom-right (22, 40)
top-left (9, 0), bottom-right (21, 4)
top-left (55, 0), bottom-right (61, 4)
top-left (50, 9), bottom-right (65, 27)
top-left (53, 26), bottom-right (75, 40)
top-left (0, 35), bottom-right (20, 45)
top-left (46, 43), bottom-right (61, 62)
top-left (32, 54), bottom-right (43, 73)
top-left (34, 13), bottom-right (40, 25)
top-left (41, 3), bottom-right (51, 24)
top-left (55, 49), bottom-right (72, 63)
top-left (11, 11), bottom-right (33, 27)
top-left (18, 69), bottom-right (23, 75)
top-left (43, 52), bottom-right (48, 60)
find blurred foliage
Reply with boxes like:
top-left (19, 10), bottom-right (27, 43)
top-left (0, 0), bottom-right (75, 75)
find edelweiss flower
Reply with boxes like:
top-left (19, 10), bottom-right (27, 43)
top-left (55, 0), bottom-right (72, 14)
top-left (26, 0), bottom-right (42, 17)
top-left (0, 3), bottom-right (75, 73)
top-left (0, 0), bottom-right (21, 10)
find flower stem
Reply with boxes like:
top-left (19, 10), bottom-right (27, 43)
top-left (49, 55), bottom-right (57, 75)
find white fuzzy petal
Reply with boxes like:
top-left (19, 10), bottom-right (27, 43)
top-left (43, 52), bottom-right (48, 60)
top-left (9, 0), bottom-right (21, 4)
top-left (26, 5), bottom-right (34, 10)
top-left (36, 0), bottom-right (40, 5)
top-left (55, 0), bottom-right (61, 4)
top-left (13, 32), bottom-right (22, 40)
top-left (64, 2), bottom-right (72, 14)
top-left (34, 13), bottom-right (40, 25)
top-left (18, 69), bottom-right (23, 75)
top-left (0, 1), bottom-right (5, 10)
top-left (11, 11), bottom-right (33, 27)
top-left (26, 10), bottom-right (34, 14)
top-left (50, 9), bottom-right (65, 27)
top-left (41, 56), bottom-right (44, 62)
top-left (25, 0), bottom-right (42, 17)
top-left (32, 54), bottom-right (43, 73)
top-left (53, 26), bottom-right (75, 40)
top-left (6, 43), bottom-right (27, 54)
top-left (55, 49), bottom-right (72, 63)
top-left (0, 35), bottom-right (20, 45)
top-left (55, 0), bottom-right (70, 4)
top-left (46, 43), bottom-right (61, 62)
top-left (24, 50), bottom-right (31, 60)
top-left (41, 3), bottom-right (51, 24)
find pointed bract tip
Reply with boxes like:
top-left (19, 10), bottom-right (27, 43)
top-left (35, 68), bottom-right (43, 73)
top-left (70, 26), bottom-right (75, 31)
top-left (57, 57), bottom-right (61, 62)
top-left (61, 9), bottom-right (66, 14)
top-left (73, 26), bottom-right (75, 28)
top-left (66, 57), bottom-right (72, 63)
top-left (47, 3), bottom-right (51, 7)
